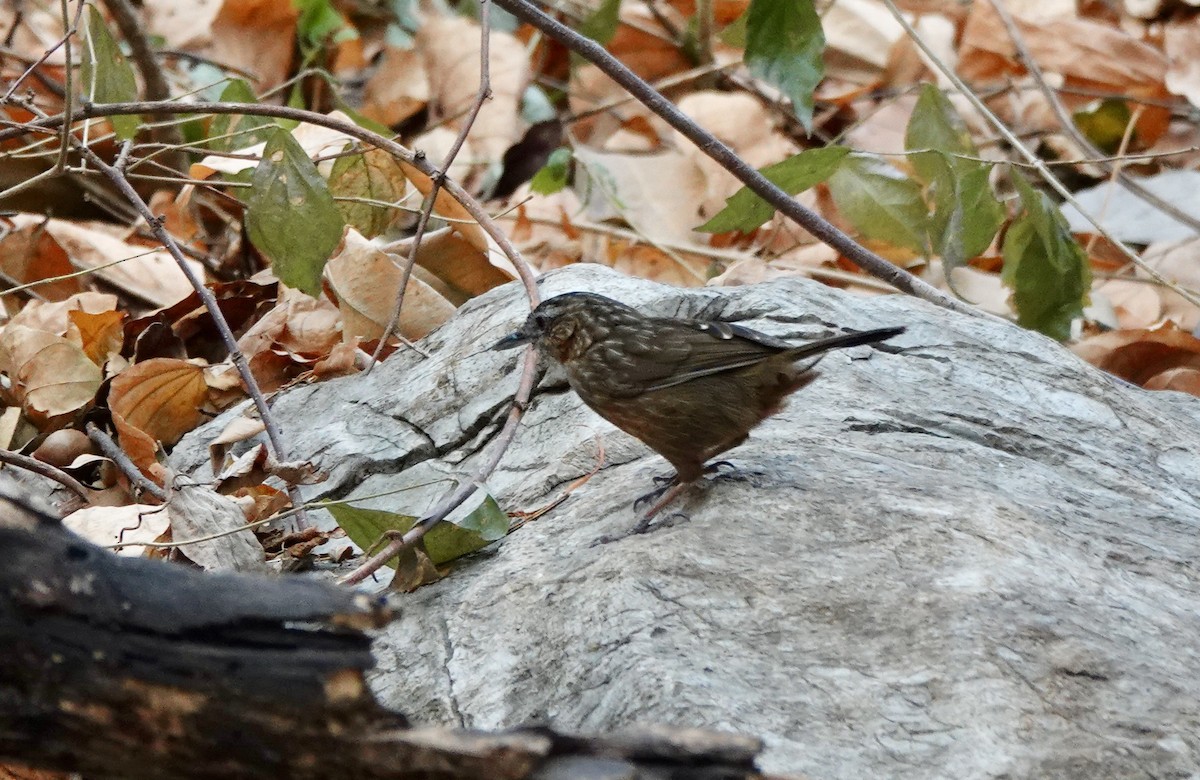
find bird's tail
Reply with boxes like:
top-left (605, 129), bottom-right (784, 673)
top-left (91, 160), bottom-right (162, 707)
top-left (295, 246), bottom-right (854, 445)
top-left (781, 326), bottom-right (905, 362)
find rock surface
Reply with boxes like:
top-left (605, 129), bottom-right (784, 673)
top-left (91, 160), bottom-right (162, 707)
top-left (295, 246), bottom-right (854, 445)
top-left (173, 264), bottom-right (1200, 779)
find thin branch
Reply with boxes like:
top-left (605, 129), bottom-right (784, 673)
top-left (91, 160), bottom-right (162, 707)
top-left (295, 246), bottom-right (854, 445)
top-left (489, 0), bottom-right (978, 318)
top-left (368, 0), bottom-right (500, 371)
top-left (86, 423), bottom-right (168, 502)
top-left (0, 448), bottom-right (93, 502)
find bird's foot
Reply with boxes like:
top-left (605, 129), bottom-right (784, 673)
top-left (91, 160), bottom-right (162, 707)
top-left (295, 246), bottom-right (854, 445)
top-left (635, 476), bottom-right (678, 510)
top-left (593, 510), bottom-right (688, 546)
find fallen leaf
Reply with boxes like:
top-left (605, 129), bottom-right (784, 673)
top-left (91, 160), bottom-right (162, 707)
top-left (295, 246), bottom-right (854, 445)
top-left (108, 358), bottom-right (208, 446)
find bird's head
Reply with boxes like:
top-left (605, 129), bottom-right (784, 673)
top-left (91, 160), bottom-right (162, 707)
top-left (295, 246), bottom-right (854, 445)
top-left (493, 292), bottom-right (639, 363)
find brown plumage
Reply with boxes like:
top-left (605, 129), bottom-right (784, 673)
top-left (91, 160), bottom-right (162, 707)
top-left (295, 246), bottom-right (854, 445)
top-left (495, 292), bottom-right (904, 530)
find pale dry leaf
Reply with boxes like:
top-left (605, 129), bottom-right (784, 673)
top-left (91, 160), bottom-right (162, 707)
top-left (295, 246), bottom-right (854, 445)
top-left (237, 285), bottom-right (342, 361)
top-left (167, 482), bottom-right (267, 572)
top-left (0, 325), bottom-right (103, 420)
top-left (673, 92), bottom-right (799, 219)
top-left (389, 225), bottom-right (515, 304)
top-left (1164, 16), bottom-right (1200, 109)
top-left (361, 44), bottom-right (429, 126)
top-left (1090, 279), bottom-right (1162, 330)
top-left (192, 110), bottom-right (360, 178)
top-left (208, 417), bottom-right (266, 479)
top-left (611, 244), bottom-right (707, 287)
top-left (324, 228), bottom-right (455, 342)
top-left (573, 144), bottom-right (708, 245)
top-left (824, 0), bottom-right (906, 74)
top-left (1139, 239), bottom-right (1200, 330)
top-left (9, 291), bottom-right (118, 334)
top-left (108, 358), bottom-right (208, 446)
top-left (7, 214), bottom-right (196, 308)
top-left (62, 503), bottom-right (169, 557)
top-left (418, 14), bottom-right (528, 162)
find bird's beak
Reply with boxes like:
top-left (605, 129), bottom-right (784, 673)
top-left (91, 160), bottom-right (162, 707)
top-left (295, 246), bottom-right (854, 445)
top-left (492, 328), bottom-right (532, 350)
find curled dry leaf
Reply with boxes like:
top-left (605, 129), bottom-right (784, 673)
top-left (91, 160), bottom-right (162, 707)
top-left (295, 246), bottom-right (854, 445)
top-left (389, 225), bottom-right (516, 304)
top-left (1073, 322), bottom-right (1200, 394)
top-left (166, 481), bottom-right (267, 572)
top-left (62, 503), bottom-right (170, 557)
top-left (1140, 239), bottom-right (1200, 330)
top-left (324, 228), bottom-right (455, 342)
top-left (0, 325), bottom-right (103, 422)
top-left (108, 358), bottom-right (208, 446)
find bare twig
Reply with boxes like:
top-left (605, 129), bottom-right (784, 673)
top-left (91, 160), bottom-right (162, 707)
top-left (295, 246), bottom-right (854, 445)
top-left (368, 0), bottom-right (499, 371)
top-left (0, 448), bottom-right (93, 502)
top-left (86, 423), bottom-right (168, 502)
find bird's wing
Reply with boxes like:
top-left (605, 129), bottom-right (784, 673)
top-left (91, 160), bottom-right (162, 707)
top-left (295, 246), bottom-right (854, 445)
top-left (602, 319), bottom-right (787, 395)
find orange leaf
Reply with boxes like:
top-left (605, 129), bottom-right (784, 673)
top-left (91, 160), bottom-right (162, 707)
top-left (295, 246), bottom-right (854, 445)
top-left (108, 358), bottom-right (208, 446)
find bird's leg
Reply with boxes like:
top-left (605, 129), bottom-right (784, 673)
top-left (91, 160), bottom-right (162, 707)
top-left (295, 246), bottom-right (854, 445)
top-left (631, 480), bottom-right (691, 534)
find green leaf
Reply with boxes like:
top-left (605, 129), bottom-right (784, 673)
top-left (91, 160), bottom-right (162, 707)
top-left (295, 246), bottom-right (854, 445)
top-left (719, 10), bottom-right (748, 48)
top-left (245, 128), bottom-right (345, 296)
top-left (329, 147), bottom-right (409, 238)
top-left (905, 83), bottom-right (977, 183)
top-left (827, 154), bottom-right (929, 255)
top-left (579, 0), bottom-right (622, 44)
top-left (744, 0), bottom-right (824, 131)
top-left (1072, 99), bottom-right (1133, 155)
top-left (294, 0), bottom-right (357, 50)
top-left (323, 493), bottom-right (508, 569)
top-left (209, 80), bottom-right (276, 152)
top-left (529, 147), bottom-right (572, 195)
top-left (697, 145), bottom-right (848, 233)
top-left (81, 6), bottom-right (139, 140)
top-left (1001, 174), bottom-right (1091, 340)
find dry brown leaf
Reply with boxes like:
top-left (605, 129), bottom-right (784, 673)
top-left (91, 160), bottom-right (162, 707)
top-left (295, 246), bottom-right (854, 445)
top-left (67, 309), bottom-right (125, 367)
top-left (1090, 279), bottom-right (1162, 330)
top-left (1144, 366), bottom-right (1200, 395)
top-left (6, 214), bottom-right (196, 308)
top-left (1140, 239), bottom-right (1200, 330)
top-left (396, 144), bottom-right (489, 252)
top-left (418, 15), bottom-right (527, 162)
top-left (237, 286), bottom-right (342, 362)
top-left (324, 229), bottom-right (455, 342)
top-left (361, 44), bottom-right (429, 126)
top-left (1073, 322), bottom-right (1200, 388)
top-left (610, 244), bottom-right (707, 287)
top-left (385, 226), bottom-right (515, 304)
top-left (0, 219), bottom-right (83, 301)
top-left (145, 0), bottom-right (297, 91)
top-left (573, 144), bottom-right (708, 245)
top-left (960, 1), bottom-right (1167, 92)
top-left (0, 325), bottom-right (102, 422)
top-left (62, 503), bottom-right (170, 556)
top-left (9, 291), bottom-right (118, 335)
top-left (109, 358), bottom-right (208, 446)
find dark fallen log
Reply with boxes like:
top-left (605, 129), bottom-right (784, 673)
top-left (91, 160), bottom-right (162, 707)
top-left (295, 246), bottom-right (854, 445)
top-left (0, 494), bottom-right (765, 780)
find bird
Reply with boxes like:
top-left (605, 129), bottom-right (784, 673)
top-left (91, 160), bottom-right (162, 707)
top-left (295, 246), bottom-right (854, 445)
top-left (494, 291), bottom-right (904, 533)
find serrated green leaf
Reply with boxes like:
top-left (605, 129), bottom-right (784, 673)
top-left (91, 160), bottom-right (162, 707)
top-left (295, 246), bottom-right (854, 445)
top-left (697, 145), bottom-right (848, 233)
top-left (744, 0), bottom-right (824, 131)
top-left (579, 0), bottom-right (622, 44)
top-left (81, 6), bottom-right (139, 140)
top-left (329, 147), bottom-right (409, 238)
top-left (529, 147), bottom-right (572, 195)
top-left (905, 83), bottom-right (978, 183)
top-left (827, 154), bottom-right (929, 255)
top-left (245, 128), bottom-right (345, 296)
top-left (1001, 174), bottom-right (1091, 340)
top-left (323, 492), bottom-right (508, 569)
top-left (209, 80), bottom-right (276, 152)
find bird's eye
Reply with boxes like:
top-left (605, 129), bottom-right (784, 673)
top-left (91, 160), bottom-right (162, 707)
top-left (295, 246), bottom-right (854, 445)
top-left (533, 312), bottom-right (550, 329)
